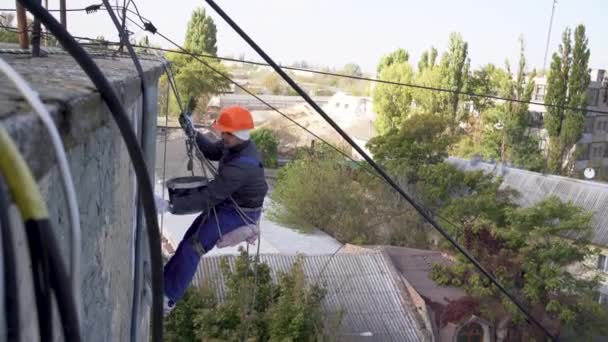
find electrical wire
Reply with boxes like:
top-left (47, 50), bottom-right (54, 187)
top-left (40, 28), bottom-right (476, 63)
top-left (123, 15), bottom-right (379, 179)
top-left (0, 126), bottom-right (81, 341)
top-left (14, 1), bottom-right (164, 340)
top-left (159, 72), bottom-right (170, 236)
top-left (0, 178), bottom-right (19, 341)
top-left (0, 57), bottom-right (83, 323)
top-left (122, 6), bottom-right (512, 296)
top-left (100, 3), bottom-right (153, 341)
top-left (125, 12), bottom-right (507, 267)
top-left (3, 13), bottom-right (606, 116)
top-left (127, 10), bottom-right (518, 305)
top-left (203, 0), bottom-right (557, 339)
top-left (0, 181), bottom-right (5, 342)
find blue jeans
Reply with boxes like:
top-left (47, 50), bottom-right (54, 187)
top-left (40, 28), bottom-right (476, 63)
top-left (163, 203), bottom-right (261, 302)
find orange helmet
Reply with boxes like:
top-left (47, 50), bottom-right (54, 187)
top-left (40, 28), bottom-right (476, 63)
top-left (213, 106), bottom-right (254, 133)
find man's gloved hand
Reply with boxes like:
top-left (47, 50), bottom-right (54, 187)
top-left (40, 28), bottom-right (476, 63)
top-left (178, 111), bottom-right (195, 137)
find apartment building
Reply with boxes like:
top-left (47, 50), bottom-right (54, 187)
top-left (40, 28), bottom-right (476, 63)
top-left (529, 69), bottom-right (608, 179)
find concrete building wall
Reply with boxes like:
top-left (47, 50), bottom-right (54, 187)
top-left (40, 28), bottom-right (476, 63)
top-left (0, 53), bottom-right (163, 341)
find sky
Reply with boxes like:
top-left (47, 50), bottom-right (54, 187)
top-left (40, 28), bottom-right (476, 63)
top-left (2, 0), bottom-right (607, 73)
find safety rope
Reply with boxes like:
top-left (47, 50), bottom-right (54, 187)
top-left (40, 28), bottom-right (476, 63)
top-left (159, 66), bottom-right (170, 236)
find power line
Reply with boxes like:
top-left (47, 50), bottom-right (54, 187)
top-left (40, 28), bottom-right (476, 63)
top-left (120, 15), bottom-right (381, 179)
top-left (203, 0), bottom-right (557, 339)
top-left (2, 4), bottom-right (606, 115)
top-left (132, 14), bottom-right (486, 288)
top-left (0, 8), bottom-right (573, 338)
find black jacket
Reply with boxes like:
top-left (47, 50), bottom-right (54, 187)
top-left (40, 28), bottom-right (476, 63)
top-left (195, 132), bottom-right (268, 209)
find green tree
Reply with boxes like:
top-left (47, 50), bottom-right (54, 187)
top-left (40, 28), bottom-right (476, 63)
top-left (0, 13), bottom-right (19, 44)
top-left (184, 7), bottom-right (217, 56)
top-left (251, 128), bottom-right (279, 168)
top-left (372, 49), bottom-right (414, 133)
top-left (261, 72), bottom-right (284, 95)
top-left (545, 25), bottom-right (590, 175)
top-left (190, 250), bottom-right (332, 341)
top-left (367, 113), bottom-right (452, 180)
top-left (440, 32), bottom-right (471, 127)
top-left (167, 7), bottom-right (229, 117)
top-left (270, 146), bottom-right (430, 248)
top-left (341, 63), bottom-right (362, 77)
top-left (376, 48), bottom-right (410, 74)
top-left (164, 286), bottom-right (216, 342)
top-left (432, 194), bottom-right (608, 340)
top-left (500, 40), bottom-right (543, 170)
top-left (418, 46), bottom-right (438, 72)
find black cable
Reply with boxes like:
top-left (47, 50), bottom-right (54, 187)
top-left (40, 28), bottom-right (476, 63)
top-left (100, 2), bottom-right (152, 341)
top-left (0, 180), bottom-right (18, 341)
top-left (5, 11), bottom-right (606, 116)
top-left (203, 0), bottom-right (557, 340)
top-left (35, 219), bottom-right (82, 341)
top-left (4, 4), bottom-right (605, 115)
top-left (15, 1), bottom-right (163, 341)
top-left (24, 219), bottom-right (53, 339)
top-left (123, 15), bottom-right (379, 178)
top-left (124, 12), bottom-right (513, 263)
top-left (0, 6), bottom-right (101, 12)
top-left (114, 42), bottom-right (608, 116)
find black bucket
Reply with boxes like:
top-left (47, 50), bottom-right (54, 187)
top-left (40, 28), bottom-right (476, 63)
top-left (166, 176), bottom-right (209, 215)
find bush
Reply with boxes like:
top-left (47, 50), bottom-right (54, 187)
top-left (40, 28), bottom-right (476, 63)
top-left (164, 249), bottom-right (337, 341)
top-left (251, 128), bottom-right (279, 168)
top-left (270, 146), bottom-right (431, 248)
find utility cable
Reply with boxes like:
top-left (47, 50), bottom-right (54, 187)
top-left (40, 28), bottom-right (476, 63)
top-left (0, 178), bottom-right (19, 341)
top-left (124, 14), bottom-right (379, 178)
top-left (203, 0), bottom-right (557, 339)
top-left (0, 126), bottom-right (81, 341)
top-left (5, 11), bottom-right (606, 116)
top-left (15, 1), bottom-right (164, 340)
top-left (159, 72), bottom-right (170, 236)
top-left (100, 3), bottom-right (153, 341)
top-left (127, 11), bottom-right (503, 297)
top-left (0, 57), bottom-right (83, 323)
top-left (125, 13), bottom-right (499, 261)
top-left (0, 180), bottom-right (5, 342)
top-left (132, 7), bottom-right (550, 338)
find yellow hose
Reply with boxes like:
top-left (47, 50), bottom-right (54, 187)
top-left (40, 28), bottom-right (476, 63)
top-left (0, 126), bottom-right (48, 220)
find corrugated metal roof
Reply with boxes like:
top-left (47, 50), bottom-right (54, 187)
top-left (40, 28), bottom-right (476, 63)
top-left (448, 157), bottom-right (608, 247)
top-left (194, 253), bottom-right (429, 341)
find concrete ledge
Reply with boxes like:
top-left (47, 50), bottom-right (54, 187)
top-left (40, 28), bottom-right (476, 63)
top-left (0, 51), bottom-right (164, 179)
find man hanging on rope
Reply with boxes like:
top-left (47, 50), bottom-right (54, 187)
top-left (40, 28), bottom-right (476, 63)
top-left (163, 106), bottom-right (268, 315)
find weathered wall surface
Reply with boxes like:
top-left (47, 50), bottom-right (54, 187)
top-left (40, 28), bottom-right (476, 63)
top-left (0, 52), bottom-right (163, 341)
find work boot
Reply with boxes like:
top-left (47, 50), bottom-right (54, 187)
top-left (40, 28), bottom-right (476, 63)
top-left (164, 296), bottom-right (175, 317)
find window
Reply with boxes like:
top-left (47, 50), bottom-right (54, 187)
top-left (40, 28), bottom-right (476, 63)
top-left (589, 88), bottom-right (600, 106)
top-left (457, 322), bottom-right (484, 342)
top-left (591, 145), bottom-right (605, 159)
top-left (534, 85), bottom-right (546, 102)
top-left (335, 102), bottom-right (340, 108)
top-left (344, 103), bottom-right (349, 109)
top-left (598, 254), bottom-right (607, 272)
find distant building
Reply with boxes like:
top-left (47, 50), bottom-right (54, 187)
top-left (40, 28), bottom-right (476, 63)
top-left (320, 92), bottom-right (377, 159)
top-left (207, 94), bottom-right (332, 111)
top-left (529, 69), bottom-right (608, 178)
